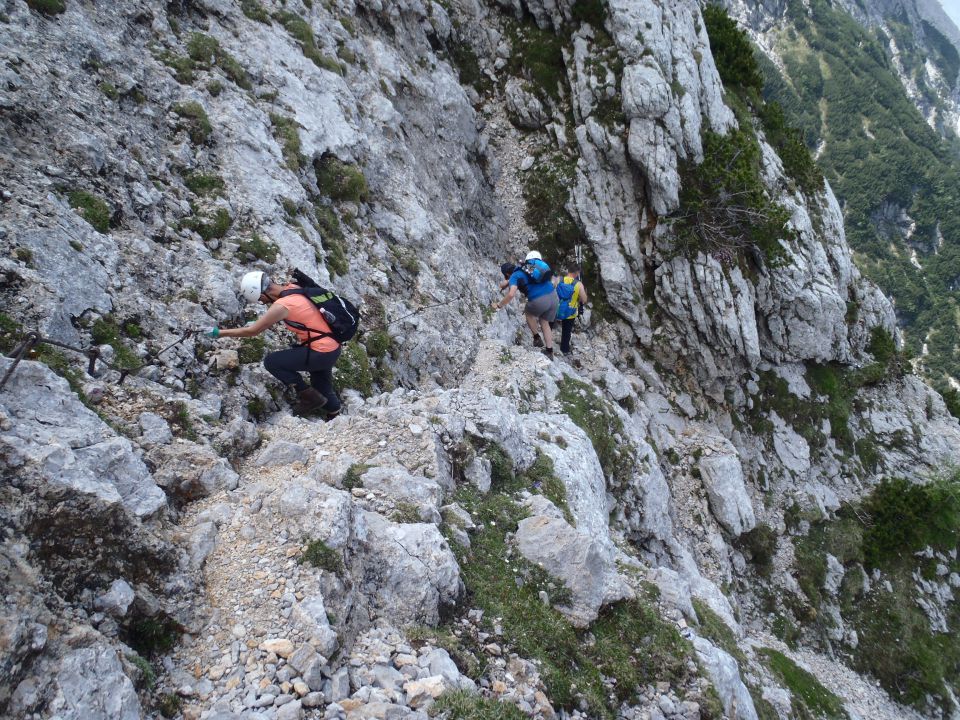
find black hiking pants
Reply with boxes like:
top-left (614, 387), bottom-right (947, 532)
top-left (559, 318), bottom-right (575, 354)
top-left (264, 346), bottom-right (342, 412)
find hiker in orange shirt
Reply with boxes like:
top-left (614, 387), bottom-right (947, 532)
top-left (206, 271), bottom-right (342, 418)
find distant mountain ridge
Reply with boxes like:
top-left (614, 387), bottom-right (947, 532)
top-left (724, 0), bottom-right (960, 401)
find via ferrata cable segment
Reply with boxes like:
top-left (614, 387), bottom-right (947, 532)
top-left (0, 329), bottom-right (196, 392)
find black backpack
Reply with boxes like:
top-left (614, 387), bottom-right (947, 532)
top-left (280, 269), bottom-right (361, 344)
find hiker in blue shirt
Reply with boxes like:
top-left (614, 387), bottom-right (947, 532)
top-left (493, 251), bottom-right (559, 358)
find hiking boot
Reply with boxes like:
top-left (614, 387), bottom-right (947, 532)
top-left (323, 409), bottom-right (341, 422)
top-left (294, 386), bottom-right (327, 416)
top-left (532, 333), bottom-right (544, 348)
top-left (542, 347), bottom-right (554, 360)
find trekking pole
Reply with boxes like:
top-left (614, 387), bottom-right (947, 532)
top-left (0, 333), bottom-right (40, 392)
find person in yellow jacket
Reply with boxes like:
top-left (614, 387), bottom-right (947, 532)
top-left (555, 265), bottom-right (589, 355)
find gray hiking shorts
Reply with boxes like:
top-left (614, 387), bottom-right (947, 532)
top-left (525, 291), bottom-right (559, 321)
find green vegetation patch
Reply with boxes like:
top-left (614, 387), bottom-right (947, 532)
top-left (760, 0), bottom-right (960, 392)
top-left (172, 101), bottom-right (213, 145)
top-left (691, 598), bottom-right (745, 666)
top-left (860, 476), bottom-right (960, 569)
top-left (126, 616), bottom-right (180, 657)
top-left (184, 208), bottom-right (232, 243)
top-left (336, 342), bottom-right (373, 397)
top-left (556, 378), bottom-right (634, 486)
top-left (759, 648), bottom-right (848, 718)
top-left (703, 4), bottom-right (763, 95)
top-left (238, 337), bottom-right (266, 365)
top-left (275, 11), bottom-right (342, 74)
top-left (269, 113), bottom-right (304, 171)
top-left (449, 481), bottom-right (695, 718)
top-left (236, 233), bottom-right (277, 262)
top-left (314, 205), bottom-right (349, 276)
top-left (735, 523), bottom-right (777, 577)
top-left (315, 155), bottom-right (368, 203)
top-left (127, 653), bottom-right (156, 690)
top-left (505, 18), bottom-right (567, 102)
top-left (675, 127), bottom-right (792, 267)
top-left (241, 0), bottom-right (271, 23)
top-left (182, 172), bottom-right (225, 197)
top-left (787, 473), bottom-right (960, 713)
top-left (26, 0), bottom-right (65, 15)
top-left (91, 315), bottom-right (141, 370)
top-left (430, 691), bottom-right (526, 720)
top-left (522, 153), bottom-right (579, 263)
top-left (703, 4), bottom-right (822, 196)
top-left (185, 33), bottom-right (252, 89)
top-left (68, 190), bottom-right (111, 233)
top-left (342, 462), bottom-right (369, 490)
top-left (300, 538), bottom-right (344, 573)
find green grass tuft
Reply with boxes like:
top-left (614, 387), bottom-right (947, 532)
top-left (759, 648), bottom-right (848, 718)
top-left (90, 315), bottom-right (140, 370)
top-left (430, 691), bottom-right (527, 719)
top-left (184, 208), bottom-right (232, 243)
top-left (241, 0), bottom-right (271, 23)
top-left (237, 337), bottom-right (266, 365)
top-left (314, 204), bottom-right (349, 276)
top-left (270, 113), bottom-right (304, 171)
top-left (300, 538), bottom-right (343, 573)
top-left (26, 0), bottom-right (65, 15)
top-left (342, 463), bottom-right (369, 490)
top-left (183, 172), bottom-right (225, 197)
top-left (236, 232), bottom-right (277, 262)
top-left (68, 190), bottom-right (111, 233)
top-left (448, 482), bottom-right (694, 718)
top-left (335, 342), bottom-right (373, 396)
top-left (556, 378), bottom-right (634, 486)
top-left (172, 101), bottom-right (212, 144)
top-left (315, 155), bottom-right (368, 202)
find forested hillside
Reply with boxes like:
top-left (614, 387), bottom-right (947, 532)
top-left (739, 0), bottom-right (960, 407)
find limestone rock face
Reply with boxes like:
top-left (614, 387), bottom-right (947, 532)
top-left (42, 643), bottom-right (142, 720)
top-left (514, 499), bottom-right (634, 627)
top-left (505, 78), bottom-right (549, 129)
top-left (360, 512), bottom-right (463, 627)
top-left (698, 449), bottom-right (756, 537)
top-left (0, 360), bottom-right (166, 518)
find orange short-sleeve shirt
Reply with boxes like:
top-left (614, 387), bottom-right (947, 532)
top-left (275, 284), bottom-right (340, 353)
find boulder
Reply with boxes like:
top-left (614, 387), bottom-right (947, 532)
top-left (44, 643), bottom-right (141, 720)
top-left (514, 500), bottom-right (633, 627)
top-left (94, 579), bottom-right (135, 617)
top-left (698, 452), bottom-right (755, 536)
top-left (0, 360), bottom-right (166, 519)
top-left (694, 637), bottom-right (758, 720)
top-left (359, 512), bottom-right (463, 626)
top-left (255, 440), bottom-right (310, 467)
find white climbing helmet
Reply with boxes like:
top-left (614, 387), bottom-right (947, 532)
top-left (525, 250), bottom-right (542, 261)
top-left (240, 271), bottom-right (269, 303)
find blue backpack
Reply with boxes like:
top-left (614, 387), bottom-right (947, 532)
top-left (556, 277), bottom-right (580, 320)
top-left (522, 258), bottom-right (552, 284)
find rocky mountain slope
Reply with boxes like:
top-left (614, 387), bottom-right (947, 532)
top-left (722, 0), bottom-right (960, 410)
top-left (2, 0), bottom-right (960, 719)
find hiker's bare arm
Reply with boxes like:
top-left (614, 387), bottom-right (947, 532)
top-left (493, 285), bottom-right (518, 309)
top-left (498, 278), bottom-right (510, 290)
top-left (220, 304), bottom-right (289, 338)
top-left (579, 284), bottom-right (589, 305)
